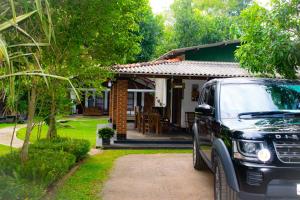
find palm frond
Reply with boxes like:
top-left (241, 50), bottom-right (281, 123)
top-left (9, 0), bottom-right (16, 23)
top-left (0, 10), bottom-right (37, 32)
top-left (33, 53), bottom-right (49, 87)
top-left (9, 43), bottom-right (50, 48)
top-left (0, 36), bottom-right (11, 71)
top-left (14, 25), bottom-right (42, 52)
top-left (0, 71), bottom-right (80, 101)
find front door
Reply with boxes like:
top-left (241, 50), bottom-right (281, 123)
top-left (172, 86), bottom-right (182, 127)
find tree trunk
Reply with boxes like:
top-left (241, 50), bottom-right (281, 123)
top-left (10, 116), bottom-right (18, 153)
top-left (37, 121), bottom-right (43, 141)
top-left (47, 91), bottom-right (57, 139)
top-left (20, 86), bottom-right (37, 163)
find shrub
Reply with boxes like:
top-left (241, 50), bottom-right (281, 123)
top-left (0, 149), bottom-right (76, 186)
top-left (98, 127), bottom-right (114, 139)
top-left (31, 137), bottom-right (90, 161)
top-left (0, 175), bottom-right (44, 200)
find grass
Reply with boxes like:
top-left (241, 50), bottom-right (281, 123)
top-left (54, 149), bottom-right (192, 200)
top-left (17, 116), bottom-right (108, 147)
top-left (0, 123), bottom-right (17, 129)
top-left (0, 144), bottom-right (15, 156)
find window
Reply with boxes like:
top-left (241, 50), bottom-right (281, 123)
top-left (203, 84), bottom-right (215, 107)
top-left (128, 92), bottom-right (134, 111)
top-left (207, 84), bottom-right (215, 107)
top-left (87, 95), bottom-right (94, 108)
top-left (95, 94), bottom-right (104, 110)
top-left (220, 83), bottom-right (300, 119)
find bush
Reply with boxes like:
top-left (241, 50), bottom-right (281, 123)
top-left (0, 149), bottom-right (75, 199)
top-left (0, 175), bottom-right (44, 200)
top-left (0, 150), bottom-right (76, 186)
top-left (31, 137), bottom-right (90, 161)
top-left (98, 127), bottom-right (114, 139)
top-left (0, 137), bottom-right (89, 199)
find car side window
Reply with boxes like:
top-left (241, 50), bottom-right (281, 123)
top-left (202, 85), bottom-right (211, 105)
top-left (207, 84), bottom-right (215, 108)
top-left (199, 87), bottom-right (206, 105)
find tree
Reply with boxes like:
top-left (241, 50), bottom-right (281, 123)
top-left (157, 0), bottom-right (252, 52)
top-left (235, 1), bottom-right (300, 79)
top-left (154, 15), bottom-right (178, 58)
top-left (40, 0), bottom-right (153, 137)
top-left (0, 0), bottom-right (80, 162)
top-left (172, 0), bottom-right (201, 48)
top-left (136, 6), bottom-right (163, 62)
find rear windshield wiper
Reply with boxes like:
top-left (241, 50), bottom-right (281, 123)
top-left (238, 111), bottom-right (300, 119)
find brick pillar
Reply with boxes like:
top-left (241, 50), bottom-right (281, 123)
top-left (112, 83), bottom-right (118, 129)
top-left (116, 79), bottom-right (128, 140)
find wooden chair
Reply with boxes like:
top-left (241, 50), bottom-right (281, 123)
top-left (143, 113), bottom-right (150, 134)
top-left (185, 112), bottom-right (195, 133)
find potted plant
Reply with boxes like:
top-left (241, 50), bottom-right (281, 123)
top-left (98, 127), bottom-right (114, 145)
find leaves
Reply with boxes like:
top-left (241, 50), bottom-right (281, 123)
top-left (0, 36), bottom-right (10, 70)
top-left (236, 1), bottom-right (300, 79)
top-left (0, 10), bottom-right (37, 32)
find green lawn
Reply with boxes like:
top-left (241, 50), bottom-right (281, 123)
top-left (17, 117), bottom-right (108, 147)
top-left (0, 144), bottom-right (14, 156)
top-left (0, 123), bottom-right (17, 129)
top-left (54, 149), bottom-right (192, 200)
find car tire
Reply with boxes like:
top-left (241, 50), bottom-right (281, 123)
top-left (214, 156), bottom-right (238, 200)
top-left (193, 137), bottom-right (207, 170)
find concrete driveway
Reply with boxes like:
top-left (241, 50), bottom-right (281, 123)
top-left (102, 154), bottom-right (214, 200)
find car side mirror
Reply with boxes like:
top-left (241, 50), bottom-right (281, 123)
top-left (195, 104), bottom-right (214, 116)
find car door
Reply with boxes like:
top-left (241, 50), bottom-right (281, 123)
top-left (197, 83), bottom-right (216, 164)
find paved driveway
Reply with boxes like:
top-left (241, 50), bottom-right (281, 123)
top-left (102, 154), bottom-right (214, 200)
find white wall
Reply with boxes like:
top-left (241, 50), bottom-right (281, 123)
top-left (180, 79), bottom-right (206, 127)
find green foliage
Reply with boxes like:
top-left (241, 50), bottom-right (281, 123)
top-left (0, 144), bottom-right (14, 156)
top-left (0, 150), bottom-right (75, 186)
top-left (0, 175), bottom-right (44, 200)
top-left (136, 6), bottom-right (163, 62)
top-left (235, 1), bottom-right (300, 79)
top-left (31, 137), bottom-right (90, 161)
top-left (0, 136), bottom-right (93, 199)
top-left (98, 127), bottom-right (115, 139)
top-left (155, 0), bottom-right (252, 54)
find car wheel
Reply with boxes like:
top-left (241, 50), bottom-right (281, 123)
top-left (193, 137), bottom-right (207, 170)
top-left (214, 156), bottom-right (238, 200)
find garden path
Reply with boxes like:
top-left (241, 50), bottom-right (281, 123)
top-left (0, 125), bottom-right (25, 148)
top-left (102, 153), bottom-right (213, 200)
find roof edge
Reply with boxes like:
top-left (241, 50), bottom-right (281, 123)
top-left (156, 40), bottom-right (240, 61)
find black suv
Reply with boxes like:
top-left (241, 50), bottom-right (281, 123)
top-left (193, 78), bottom-right (300, 200)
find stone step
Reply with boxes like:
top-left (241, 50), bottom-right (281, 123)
top-left (113, 139), bottom-right (192, 145)
top-left (102, 143), bottom-right (192, 150)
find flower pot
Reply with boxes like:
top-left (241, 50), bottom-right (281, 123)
top-left (102, 138), bottom-right (111, 145)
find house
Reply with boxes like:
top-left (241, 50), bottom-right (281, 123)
top-left (108, 40), bottom-right (251, 140)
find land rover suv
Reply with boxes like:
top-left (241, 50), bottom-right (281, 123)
top-left (193, 78), bottom-right (300, 200)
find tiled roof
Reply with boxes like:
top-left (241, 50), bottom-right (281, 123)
top-left (113, 60), bottom-right (251, 78)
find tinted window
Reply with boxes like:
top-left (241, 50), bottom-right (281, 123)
top-left (207, 85), bottom-right (215, 107)
top-left (203, 84), bottom-right (215, 107)
top-left (220, 83), bottom-right (300, 119)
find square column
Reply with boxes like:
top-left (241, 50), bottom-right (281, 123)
top-left (112, 83), bottom-right (118, 128)
top-left (116, 79), bottom-right (128, 140)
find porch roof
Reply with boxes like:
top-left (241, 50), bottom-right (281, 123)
top-left (113, 60), bottom-right (251, 78)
